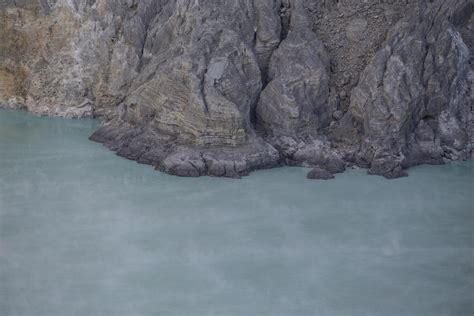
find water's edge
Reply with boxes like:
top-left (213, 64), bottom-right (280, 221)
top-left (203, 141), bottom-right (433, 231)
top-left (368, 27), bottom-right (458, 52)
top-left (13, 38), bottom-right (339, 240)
top-left (1, 108), bottom-right (473, 316)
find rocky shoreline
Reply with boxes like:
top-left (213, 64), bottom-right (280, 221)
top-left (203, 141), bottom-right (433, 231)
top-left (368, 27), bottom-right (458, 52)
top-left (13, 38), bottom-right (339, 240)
top-left (1, 0), bottom-right (472, 179)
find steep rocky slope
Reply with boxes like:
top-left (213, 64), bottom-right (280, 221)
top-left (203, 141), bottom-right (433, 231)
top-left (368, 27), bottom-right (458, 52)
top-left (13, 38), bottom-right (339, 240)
top-left (1, 0), bottom-right (472, 178)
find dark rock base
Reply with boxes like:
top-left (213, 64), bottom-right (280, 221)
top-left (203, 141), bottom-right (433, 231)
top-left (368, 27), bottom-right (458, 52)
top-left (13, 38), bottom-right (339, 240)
top-left (307, 168), bottom-right (335, 180)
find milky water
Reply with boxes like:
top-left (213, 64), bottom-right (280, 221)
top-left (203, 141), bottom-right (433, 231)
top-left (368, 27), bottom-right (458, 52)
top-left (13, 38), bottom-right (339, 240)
top-left (0, 109), bottom-right (473, 316)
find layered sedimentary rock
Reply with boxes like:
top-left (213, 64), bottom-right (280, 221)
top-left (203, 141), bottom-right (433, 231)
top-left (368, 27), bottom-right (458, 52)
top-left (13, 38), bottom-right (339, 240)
top-left (90, 0), bottom-right (285, 177)
top-left (1, 0), bottom-right (472, 178)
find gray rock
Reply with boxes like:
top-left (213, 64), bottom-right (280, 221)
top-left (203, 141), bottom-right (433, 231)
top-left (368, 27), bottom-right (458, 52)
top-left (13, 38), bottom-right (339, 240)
top-left (345, 18), bottom-right (368, 42)
top-left (257, 1), bottom-right (330, 137)
top-left (332, 110), bottom-right (344, 121)
top-left (307, 168), bottom-right (335, 180)
top-left (90, 125), bottom-right (280, 179)
top-left (1, 0), bottom-right (471, 178)
top-left (348, 0), bottom-right (472, 178)
top-left (268, 135), bottom-right (346, 174)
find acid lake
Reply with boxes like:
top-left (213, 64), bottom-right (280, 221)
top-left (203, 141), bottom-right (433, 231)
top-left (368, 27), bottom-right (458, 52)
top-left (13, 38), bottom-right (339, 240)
top-left (0, 109), bottom-right (473, 316)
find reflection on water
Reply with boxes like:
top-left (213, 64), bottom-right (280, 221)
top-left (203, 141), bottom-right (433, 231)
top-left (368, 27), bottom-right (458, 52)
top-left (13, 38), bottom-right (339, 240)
top-left (0, 109), bottom-right (473, 316)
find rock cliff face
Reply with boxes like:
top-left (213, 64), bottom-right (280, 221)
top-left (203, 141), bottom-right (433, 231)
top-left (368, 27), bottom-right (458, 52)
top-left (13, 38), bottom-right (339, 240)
top-left (1, 0), bottom-right (472, 178)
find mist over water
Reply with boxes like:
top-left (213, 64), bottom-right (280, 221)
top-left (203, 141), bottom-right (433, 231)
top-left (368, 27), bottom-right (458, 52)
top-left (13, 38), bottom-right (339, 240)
top-left (0, 109), bottom-right (473, 316)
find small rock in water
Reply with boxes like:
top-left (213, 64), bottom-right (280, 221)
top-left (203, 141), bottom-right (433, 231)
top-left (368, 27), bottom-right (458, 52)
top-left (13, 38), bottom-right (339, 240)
top-left (321, 159), bottom-right (346, 174)
top-left (307, 167), bottom-right (335, 180)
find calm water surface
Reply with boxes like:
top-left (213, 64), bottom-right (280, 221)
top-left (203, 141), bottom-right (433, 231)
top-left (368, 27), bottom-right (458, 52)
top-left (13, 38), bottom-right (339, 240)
top-left (0, 109), bottom-right (473, 316)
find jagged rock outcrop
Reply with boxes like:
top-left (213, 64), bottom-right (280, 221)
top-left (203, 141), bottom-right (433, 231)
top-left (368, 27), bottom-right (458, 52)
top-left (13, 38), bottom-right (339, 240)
top-left (255, 1), bottom-right (346, 173)
top-left (346, 0), bottom-right (472, 178)
top-left (90, 0), bottom-right (286, 177)
top-left (257, 1), bottom-right (330, 137)
top-left (1, 0), bottom-right (472, 178)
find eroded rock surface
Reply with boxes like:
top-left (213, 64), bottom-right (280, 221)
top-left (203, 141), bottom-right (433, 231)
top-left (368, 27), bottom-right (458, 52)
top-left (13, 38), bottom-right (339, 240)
top-left (346, 0), bottom-right (473, 178)
top-left (1, 0), bottom-right (472, 178)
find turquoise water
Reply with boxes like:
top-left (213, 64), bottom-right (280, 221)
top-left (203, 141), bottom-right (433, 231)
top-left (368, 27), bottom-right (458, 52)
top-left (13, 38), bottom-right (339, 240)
top-left (0, 109), bottom-right (473, 316)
